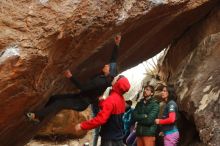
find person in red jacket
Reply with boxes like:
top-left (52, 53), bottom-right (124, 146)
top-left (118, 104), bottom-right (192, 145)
top-left (75, 76), bottom-right (130, 146)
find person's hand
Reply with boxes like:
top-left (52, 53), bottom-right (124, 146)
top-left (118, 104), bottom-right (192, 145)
top-left (143, 114), bottom-right (148, 118)
top-left (159, 132), bottom-right (164, 137)
top-left (134, 122), bottom-right (137, 130)
top-left (155, 119), bottom-right (160, 124)
top-left (114, 34), bottom-right (121, 46)
top-left (111, 76), bottom-right (119, 86)
top-left (64, 69), bottom-right (72, 78)
top-left (75, 123), bottom-right (83, 132)
top-left (99, 95), bottom-right (104, 101)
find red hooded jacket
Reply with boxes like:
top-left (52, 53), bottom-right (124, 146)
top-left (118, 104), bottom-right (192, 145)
top-left (80, 77), bottom-right (130, 140)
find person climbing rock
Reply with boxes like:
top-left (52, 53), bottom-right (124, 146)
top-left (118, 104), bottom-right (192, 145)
top-left (155, 85), bottom-right (179, 146)
top-left (69, 34), bottom-right (121, 146)
top-left (74, 76), bottom-right (131, 146)
top-left (133, 85), bottom-right (160, 146)
top-left (26, 34), bottom-right (121, 124)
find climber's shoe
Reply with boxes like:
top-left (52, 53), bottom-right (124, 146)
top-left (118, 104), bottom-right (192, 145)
top-left (26, 112), bottom-right (40, 123)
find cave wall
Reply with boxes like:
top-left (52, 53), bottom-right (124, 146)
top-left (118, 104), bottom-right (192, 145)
top-left (160, 5), bottom-right (220, 146)
top-left (0, 0), bottom-right (219, 146)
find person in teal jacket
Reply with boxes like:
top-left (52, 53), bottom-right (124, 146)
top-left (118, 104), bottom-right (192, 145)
top-left (122, 100), bottom-right (134, 144)
top-left (133, 85), bottom-right (159, 146)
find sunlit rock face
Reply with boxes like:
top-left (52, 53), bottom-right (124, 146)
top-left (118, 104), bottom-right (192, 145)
top-left (160, 6), bottom-right (220, 146)
top-left (0, 0), bottom-right (219, 146)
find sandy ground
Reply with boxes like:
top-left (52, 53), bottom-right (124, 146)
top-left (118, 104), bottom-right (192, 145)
top-left (26, 131), bottom-right (101, 146)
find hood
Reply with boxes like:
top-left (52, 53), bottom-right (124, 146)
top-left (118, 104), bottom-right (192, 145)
top-left (112, 77), bottom-right (130, 95)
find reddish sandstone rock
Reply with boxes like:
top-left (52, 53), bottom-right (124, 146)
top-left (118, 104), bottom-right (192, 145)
top-left (37, 110), bottom-right (89, 138)
top-left (159, 6), bottom-right (220, 146)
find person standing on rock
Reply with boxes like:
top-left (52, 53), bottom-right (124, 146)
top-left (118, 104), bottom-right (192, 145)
top-left (133, 85), bottom-right (160, 146)
top-left (26, 34), bottom-right (121, 126)
top-left (155, 85), bottom-right (179, 146)
top-left (75, 76), bottom-right (131, 146)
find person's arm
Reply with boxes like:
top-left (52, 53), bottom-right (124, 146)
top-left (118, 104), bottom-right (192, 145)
top-left (122, 112), bottom-right (128, 123)
top-left (127, 110), bottom-right (134, 127)
top-left (109, 35), bottom-right (121, 63)
top-left (123, 110), bottom-right (131, 124)
top-left (141, 102), bottom-right (159, 125)
top-left (155, 102), bottom-right (177, 125)
top-left (65, 70), bottom-right (104, 92)
top-left (80, 100), bottom-right (113, 130)
top-left (100, 87), bottom-right (112, 100)
top-left (108, 35), bottom-right (121, 77)
top-left (69, 76), bottom-right (84, 90)
top-left (159, 112), bottom-right (176, 124)
top-left (110, 44), bottom-right (119, 63)
top-left (133, 102), bottom-right (148, 122)
top-left (64, 69), bottom-right (84, 90)
top-left (70, 76), bottom-right (97, 92)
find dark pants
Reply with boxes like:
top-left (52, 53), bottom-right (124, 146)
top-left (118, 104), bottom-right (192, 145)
top-left (126, 131), bottom-right (137, 146)
top-left (35, 93), bottom-right (91, 120)
top-left (100, 139), bottom-right (124, 146)
top-left (123, 130), bottom-right (130, 144)
top-left (91, 104), bottom-right (100, 146)
top-left (156, 127), bottom-right (164, 146)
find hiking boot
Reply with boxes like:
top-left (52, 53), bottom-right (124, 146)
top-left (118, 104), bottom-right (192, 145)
top-left (26, 112), bottom-right (40, 123)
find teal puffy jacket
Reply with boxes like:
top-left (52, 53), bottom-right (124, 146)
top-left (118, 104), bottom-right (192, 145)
top-left (133, 97), bottom-right (159, 136)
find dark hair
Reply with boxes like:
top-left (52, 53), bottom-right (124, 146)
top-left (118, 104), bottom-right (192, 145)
top-left (163, 84), bottom-right (177, 101)
top-left (156, 75), bottom-right (161, 81)
top-left (117, 75), bottom-right (125, 80)
top-left (144, 85), bottom-right (155, 94)
top-left (126, 100), bottom-right (132, 106)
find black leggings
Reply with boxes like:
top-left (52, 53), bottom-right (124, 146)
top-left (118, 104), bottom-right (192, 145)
top-left (101, 139), bottom-right (124, 146)
top-left (35, 93), bottom-right (92, 120)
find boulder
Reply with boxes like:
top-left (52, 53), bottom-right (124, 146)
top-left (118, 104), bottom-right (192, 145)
top-left (160, 6), bottom-right (220, 146)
